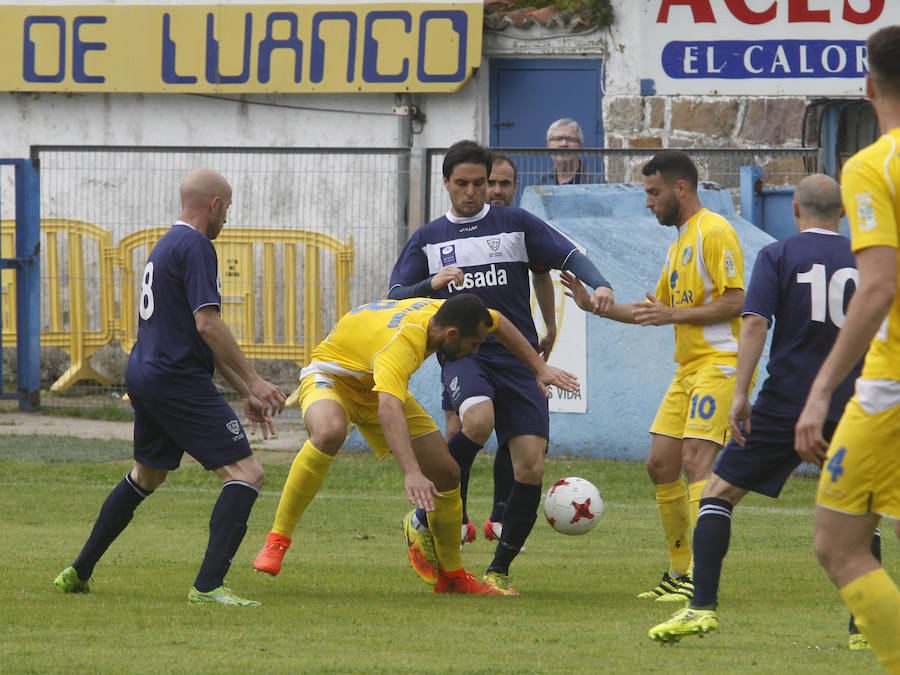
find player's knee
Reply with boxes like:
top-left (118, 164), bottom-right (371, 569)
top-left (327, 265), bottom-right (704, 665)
top-left (433, 458), bottom-right (461, 492)
top-left (459, 404), bottom-right (494, 444)
top-left (645, 456), bottom-right (675, 483)
top-left (131, 464), bottom-right (167, 491)
top-left (309, 423), bottom-right (347, 454)
top-left (247, 464), bottom-right (265, 490)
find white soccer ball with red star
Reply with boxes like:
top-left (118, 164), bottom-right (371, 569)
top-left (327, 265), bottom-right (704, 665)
top-left (543, 477), bottom-right (603, 535)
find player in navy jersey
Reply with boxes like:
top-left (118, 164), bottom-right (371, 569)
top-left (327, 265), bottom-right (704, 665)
top-left (389, 140), bottom-right (614, 594)
top-left (53, 168), bottom-right (286, 606)
top-left (647, 175), bottom-right (876, 643)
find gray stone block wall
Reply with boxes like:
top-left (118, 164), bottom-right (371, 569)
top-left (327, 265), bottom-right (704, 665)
top-left (604, 95), bottom-right (810, 151)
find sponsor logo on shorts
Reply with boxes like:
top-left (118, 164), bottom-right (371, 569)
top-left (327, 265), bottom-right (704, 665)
top-left (314, 374), bottom-right (335, 389)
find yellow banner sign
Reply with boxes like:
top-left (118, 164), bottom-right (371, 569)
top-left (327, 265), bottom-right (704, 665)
top-left (0, 3), bottom-right (483, 93)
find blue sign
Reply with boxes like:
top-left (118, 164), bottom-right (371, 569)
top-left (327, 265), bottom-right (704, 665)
top-left (662, 40), bottom-right (867, 79)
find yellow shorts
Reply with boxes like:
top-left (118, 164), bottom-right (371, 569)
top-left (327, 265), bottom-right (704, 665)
top-left (650, 362), bottom-right (742, 445)
top-left (298, 372), bottom-right (439, 459)
top-left (816, 394), bottom-right (900, 520)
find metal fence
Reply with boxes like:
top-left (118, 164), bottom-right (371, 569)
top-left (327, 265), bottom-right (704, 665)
top-left (1, 145), bottom-right (820, 399)
top-left (425, 147), bottom-right (819, 220)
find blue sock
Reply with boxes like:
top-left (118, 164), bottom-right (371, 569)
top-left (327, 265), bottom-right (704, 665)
top-left (72, 473), bottom-right (152, 580)
top-left (193, 481), bottom-right (258, 592)
top-left (490, 443), bottom-right (514, 523)
top-left (849, 528), bottom-right (883, 633)
top-left (488, 480), bottom-right (540, 575)
top-left (690, 497), bottom-right (733, 609)
top-left (417, 431), bottom-right (482, 528)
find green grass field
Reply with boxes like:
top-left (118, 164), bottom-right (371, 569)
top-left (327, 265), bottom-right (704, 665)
top-left (1, 434), bottom-right (892, 673)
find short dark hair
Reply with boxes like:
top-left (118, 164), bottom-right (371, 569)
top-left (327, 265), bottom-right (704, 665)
top-left (867, 26), bottom-right (900, 100)
top-left (642, 150), bottom-right (699, 190)
top-left (491, 153), bottom-right (518, 182)
top-left (443, 140), bottom-right (493, 180)
top-left (434, 293), bottom-right (493, 337)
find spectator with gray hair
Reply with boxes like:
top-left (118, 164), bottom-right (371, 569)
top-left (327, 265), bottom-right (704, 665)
top-left (538, 118), bottom-right (598, 186)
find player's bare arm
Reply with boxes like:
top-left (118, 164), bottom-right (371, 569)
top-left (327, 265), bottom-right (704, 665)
top-left (591, 286), bottom-right (615, 316)
top-left (796, 245), bottom-right (897, 465)
top-left (492, 312), bottom-right (579, 396)
top-left (560, 271), bottom-right (635, 323)
top-left (215, 357), bottom-right (277, 439)
top-left (633, 287), bottom-right (744, 326)
top-left (728, 314), bottom-right (768, 446)
top-left (195, 306), bottom-right (287, 416)
top-left (532, 271), bottom-right (557, 360)
top-left (378, 392), bottom-right (442, 511)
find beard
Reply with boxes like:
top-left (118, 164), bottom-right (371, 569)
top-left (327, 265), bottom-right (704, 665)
top-left (655, 197), bottom-right (680, 227)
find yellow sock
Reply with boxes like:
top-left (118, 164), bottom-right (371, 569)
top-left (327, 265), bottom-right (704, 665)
top-left (688, 480), bottom-right (708, 532)
top-left (840, 568), bottom-right (900, 673)
top-left (272, 440), bottom-right (334, 537)
top-left (428, 485), bottom-right (463, 573)
top-left (655, 479), bottom-right (691, 577)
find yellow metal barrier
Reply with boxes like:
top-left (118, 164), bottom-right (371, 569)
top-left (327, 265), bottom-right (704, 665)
top-left (4, 220), bottom-right (353, 396)
top-left (2, 219), bottom-right (117, 391)
top-left (117, 226), bottom-right (354, 405)
top-left (1, 226), bottom-right (15, 337)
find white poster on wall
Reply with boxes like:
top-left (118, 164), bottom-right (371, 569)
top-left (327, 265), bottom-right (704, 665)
top-left (640, 1), bottom-right (896, 96)
top-left (530, 239), bottom-right (587, 414)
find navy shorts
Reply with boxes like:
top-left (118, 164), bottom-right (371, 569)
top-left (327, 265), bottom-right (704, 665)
top-left (441, 352), bottom-right (549, 447)
top-left (713, 408), bottom-right (838, 498)
top-left (130, 393), bottom-right (253, 471)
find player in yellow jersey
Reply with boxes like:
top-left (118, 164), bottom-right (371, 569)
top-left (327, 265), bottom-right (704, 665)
top-left (252, 293), bottom-right (578, 594)
top-left (796, 26), bottom-right (900, 673)
top-left (562, 149), bottom-right (746, 602)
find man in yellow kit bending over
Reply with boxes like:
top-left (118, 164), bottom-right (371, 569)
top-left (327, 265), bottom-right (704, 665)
top-left (253, 293), bottom-right (578, 593)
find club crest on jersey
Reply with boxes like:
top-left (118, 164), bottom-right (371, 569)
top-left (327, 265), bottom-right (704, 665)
top-left (681, 246), bottom-right (692, 266)
top-left (487, 238), bottom-right (502, 257)
top-left (440, 245), bottom-right (457, 266)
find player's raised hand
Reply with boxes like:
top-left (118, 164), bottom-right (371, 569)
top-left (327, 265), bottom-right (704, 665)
top-left (535, 364), bottom-right (579, 398)
top-left (795, 393), bottom-right (830, 466)
top-left (560, 271), bottom-right (594, 313)
top-left (404, 469), bottom-right (443, 512)
top-left (590, 286), bottom-right (615, 316)
top-left (728, 392), bottom-right (752, 446)
top-left (632, 292), bottom-right (673, 326)
top-left (248, 376), bottom-right (287, 415)
top-left (243, 396), bottom-right (276, 439)
top-left (431, 266), bottom-right (465, 290)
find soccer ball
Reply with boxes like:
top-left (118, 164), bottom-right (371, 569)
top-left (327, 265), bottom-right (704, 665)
top-left (543, 477), bottom-right (603, 535)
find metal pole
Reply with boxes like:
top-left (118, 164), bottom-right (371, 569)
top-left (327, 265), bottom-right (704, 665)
top-left (15, 158), bottom-right (41, 410)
